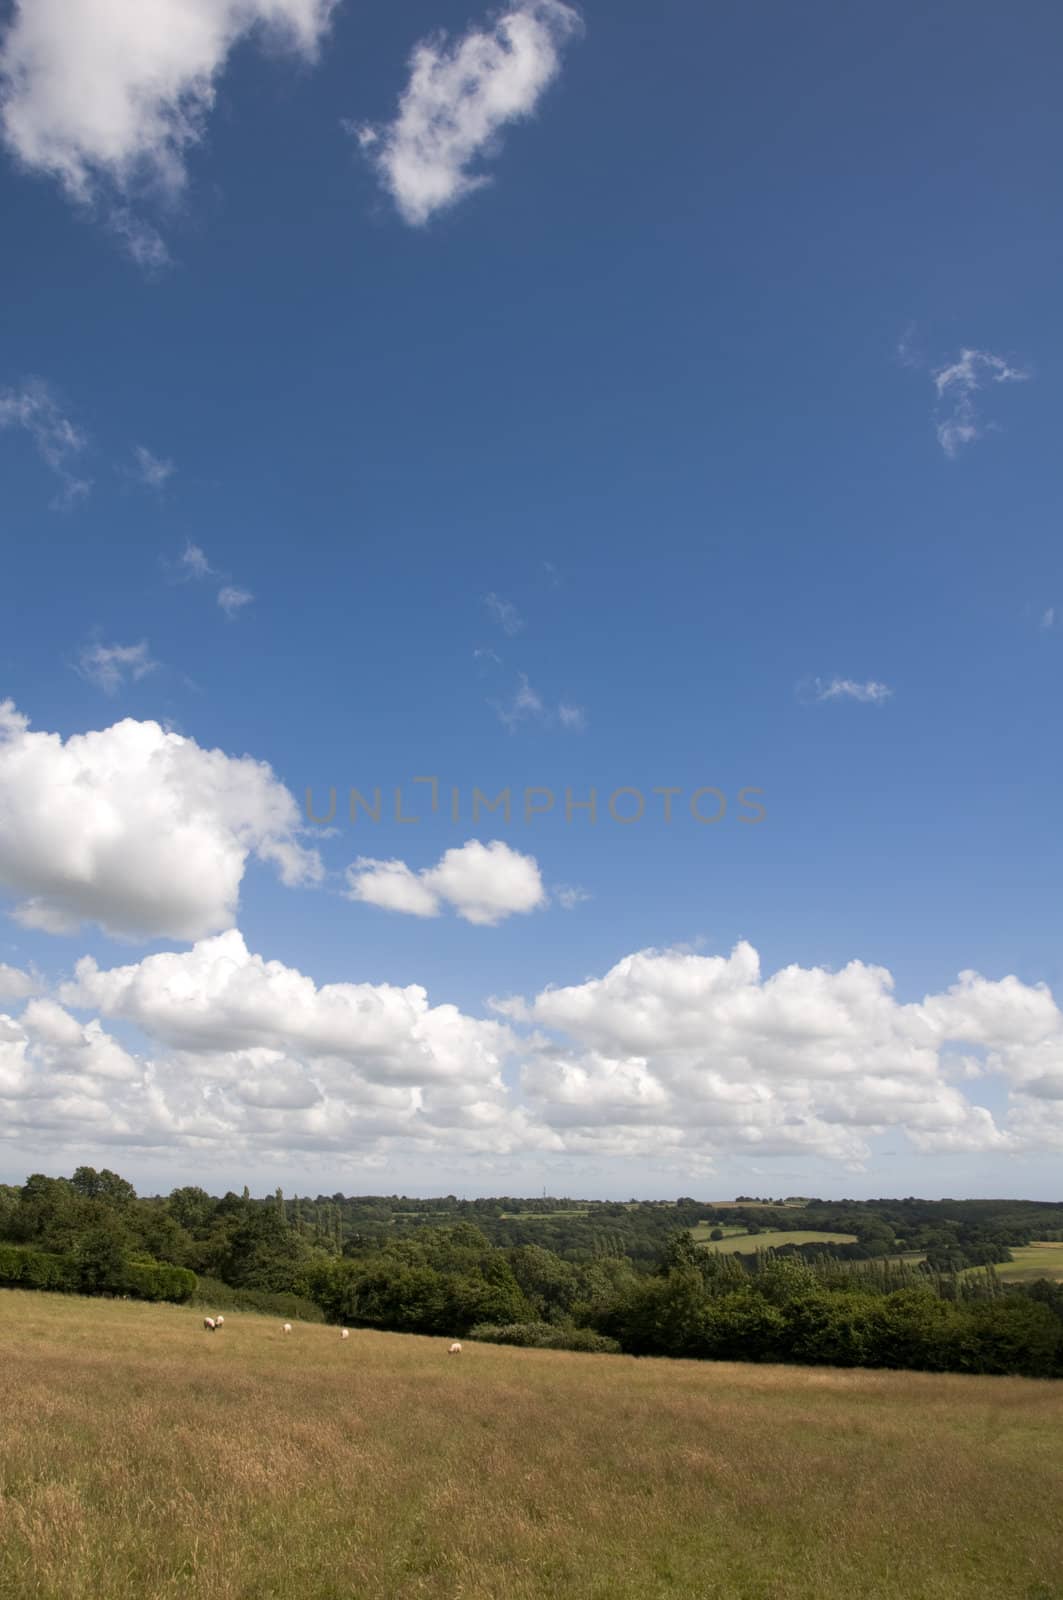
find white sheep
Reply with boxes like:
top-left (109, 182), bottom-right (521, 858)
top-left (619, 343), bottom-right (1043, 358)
top-left (448, 1341), bottom-right (462, 1355)
top-left (340, 1328), bottom-right (350, 1339)
top-left (215, 1315), bottom-right (224, 1328)
top-left (283, 1323), bottom-right (292, 1334)
top-left (203, 1317), bottom-right (216, 1332)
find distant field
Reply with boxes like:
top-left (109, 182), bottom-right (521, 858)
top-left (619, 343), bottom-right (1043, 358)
top-left (4, 1290), bottom-right (1062, 1600)
top-left (689, 1221), bottom-right (750, 1240)
top-left (994, 1243), bottom-right (1063, 1282)
top-left (697, 1228), bottom-right (857, 1254)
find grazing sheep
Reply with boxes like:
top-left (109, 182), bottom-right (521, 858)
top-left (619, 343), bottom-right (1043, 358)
top-left (283, 1323), bottom-right (292, 1334)
top-left (203, 1317), bottom-right (216, 1332)
top-left (340, 1328), bottom-right (350, 1339)
top-left (215, 1315), bottom-right (224, 1328)
top-left (448, 1342), bottom-right (462, 1355)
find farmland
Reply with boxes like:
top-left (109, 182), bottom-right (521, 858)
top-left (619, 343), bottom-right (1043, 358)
top-left (692, 1224), bottom-right (858, 1253)
top-left (3, 1289), bottom-right (1062, 1600)
top-left (990, 1242), bottom-right (1063, 1283)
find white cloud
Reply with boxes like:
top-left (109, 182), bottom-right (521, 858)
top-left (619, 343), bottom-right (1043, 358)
top-left (808, 677), bottom-right (894, 705)
top-left (493, 673), bottom-right (585, 731)
top-left (554, 883), bottom-right (590, 911)
top-left (180, 542), bottom-right (213, 580)
top-left (484, 593), bottom-right (524, 635)
top-left (348, 838), bottom-right (546, 926)
top-left (0, 0), bottom-right (338, 254)
top-left (0, 962), bottom-right (37, 1000)
top-left (32, 928), bottom-right (537, 1161)
top-left (0, 379), bottom-right (90, 505)
top-left (931, 347), bottom-right (1029, 458)
top-left (355, 0), bottom-right (581, 225)
top-left (512, 942), bottom-right (1063, 1162)
top-left (77, 639), bottom-right (158, 696)
top-left (218, 585), bottom-right (254, 618)
top-left (5, 932), bottom-right (1063, 1168)
top-left (346, 858), bottom-right (443, 920)
top-left (132, 444), bottom-right (174, 487)
top-left (1041, 607), bottom-right (1056, 632)
top-left (0, 701), bottom-right (322, 940)
top-left (495, 671), bottom-right (546, 730)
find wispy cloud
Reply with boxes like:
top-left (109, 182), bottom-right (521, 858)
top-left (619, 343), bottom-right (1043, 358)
top-left (554, 883), bottom-right (590, 911)
top-left (132, 444), bottom-right (175, 488)
top-left (931, 347), bottom-right (1029, 458)
top-left (77, 640), bottom-right (158, 696)
top-left (494, 673), bottom-right (588, 731)
top-left (558, 701), bottom-right (587, 731)
top-left (496, 671), bottom-right (546, 730)
top-left (179, 543), bottom-right (213, 580)
top-left (1041, 608), bottom-right (1056, 632)
top-left (354, 0), bottom-right (582, 226)
top-left (0, 379), bottom-right (90, 506)
top-left (484, 593), bottom-right (525, 636)
top-left (809, 677), bottom-right (893, 705)
top-left (218, 585), bottom-right (254, 619)
top-left (474, 646), bottom-right (503, 667)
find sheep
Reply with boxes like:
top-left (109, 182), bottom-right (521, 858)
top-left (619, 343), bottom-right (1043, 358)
top-left (340, 1328), bottom-right (350, 1339)
top-left (448, 1342), bottom-right (462, 1355)
top-left (215, 1315), bottom-right (224, 1328)
top-left (283, 1323), bottom-right (292, 1334)
top-left (203, 1317), bottom-right (216, 1332)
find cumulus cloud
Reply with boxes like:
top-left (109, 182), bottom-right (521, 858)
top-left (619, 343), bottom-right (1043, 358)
top-left (0, 0), bottom-right (338, 251)
top-left (348, 839), bottom-right (546, 926)
top-left (0, 932), bottom-right (1056, 1170)
top-left (0, 962), bottom-right (37, 1000)
top-left (0, 701), bottom-right (322, 940)
top-left (77, 639), bottom-right (158, 696)
top-left (0, 379), bottom-right (90, 505)
top-left (218, 584), bottom-right (254, 618)
top-left (931, 347), bottom-right (1029, 458)
top-left (21, 929), bottom-right (539, 1161)
top-left (510, 942), bottom-right (1063, 1163)
top-left (355, 0), bottom-right (581, 225)
top-left (806, 677), bottom-right (894, 705)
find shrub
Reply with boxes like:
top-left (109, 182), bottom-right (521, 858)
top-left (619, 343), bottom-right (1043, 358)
top-left (190, 1276), bottom-right (325, 1323)
top-left (123, 1259), bottom-right (197, 1303)
top-left (469, 1321), bottom-right (621, 1354)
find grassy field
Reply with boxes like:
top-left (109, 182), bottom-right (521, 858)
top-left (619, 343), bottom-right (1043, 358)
top-left (2, 1291), bottom-right (1062, 1600)
top-left (695, 1228), bottom-right (857, 1254)
top-left (688, 1221), bottom-right (749, 1240)
top-left (994, 1243), bottom-right (1063, 1282)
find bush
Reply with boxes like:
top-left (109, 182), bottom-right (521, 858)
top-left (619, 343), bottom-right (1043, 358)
top-left (190, 1276), bottom-right (325, 1323)
top-left (0, 1243), bottom-right (79, 1292)
top-left (469, 1321), bottom-right (621, 1354)
top-left (123, 1259), bottom-right (197, 1303)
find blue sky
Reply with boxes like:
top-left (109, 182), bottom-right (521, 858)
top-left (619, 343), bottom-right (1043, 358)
top-left (1, 0), bottom-right (1061, 1199)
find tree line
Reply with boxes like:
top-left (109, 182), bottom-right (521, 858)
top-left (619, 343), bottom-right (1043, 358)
top-left (1, 1170), bottom-right (1061, 1378)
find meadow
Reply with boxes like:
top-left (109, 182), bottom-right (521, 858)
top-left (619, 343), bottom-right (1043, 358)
top-left (3, 1290), bottom-right (1062, 1600)
top-left (991, 1243), bottom-right (1063, 1283)
top-left (692, 1226), bottom-right (857, 1254)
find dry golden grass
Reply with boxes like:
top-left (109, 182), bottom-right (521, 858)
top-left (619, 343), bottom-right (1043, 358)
top-left (2, 1289), bottom-right (1062, 1600)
